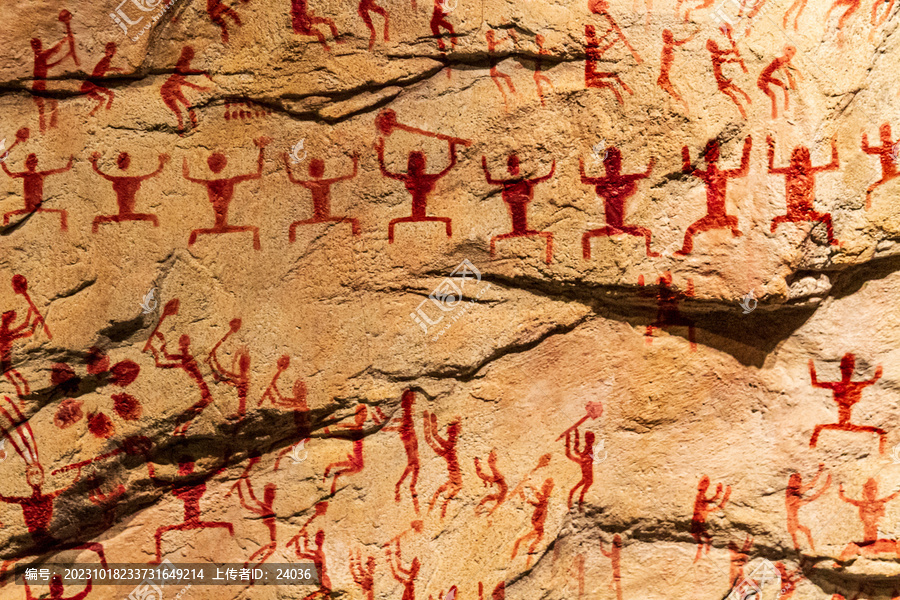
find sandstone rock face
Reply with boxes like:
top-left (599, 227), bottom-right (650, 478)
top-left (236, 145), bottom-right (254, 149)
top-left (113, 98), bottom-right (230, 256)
top-left (1, 0), bottom-right (900, 598)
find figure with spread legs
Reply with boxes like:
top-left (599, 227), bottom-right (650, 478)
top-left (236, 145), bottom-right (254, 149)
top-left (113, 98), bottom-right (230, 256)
top-left (786, 464), bottom-right (831, 551)
top-left (691, 475), bottom-right (731, 561)
top-left (284, 153), bottom-right (360, 240)
top-left (1, 275), bottom-right (50, 401)
top-left (510, 477), bottom-right (554, 567)
top-left (423, 411), bottom-right (462, 518)
top-left (160, 46), bottom-right (213, 133)
top-left (291, 0), bottom-right (341, 50)
top-left (2, 152), bottom-right (73, 230)
top-left (383, 389), bottom-right (421, 512)
top-left (80, 42), bottom-right (122, 117)
top-left (861, 123), bottom-right (900, 209)
top-left (707, 39), bottom-right (751, 118)
top-left (474, 449), bottom-right (507, 516)
top-left (836, 478), bottom-right (900, 564)
top-left (584, 25), bottom-right (634, 104)
top-left (430, 0), bottom-right (457, 50)
top-left (487, 29), bottom-right (519, 112)
top-left (90, 151), bottom-right (168, 231)
top-left (808, 354), bottom-right (884, 451)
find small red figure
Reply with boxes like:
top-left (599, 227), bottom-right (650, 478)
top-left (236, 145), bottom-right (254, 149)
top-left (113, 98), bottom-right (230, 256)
top-left (482, 153), bottom-right (555, 263)
top-left (584, 25), bottom-right (633, 105)
top-left (678, 136), bottom-right (751, 255)
top-left (783, 0), bottom-right (808, 29)
top-left (149, 451), bottom-right (234, 564)
top-left (564, 427), bottom-right (595, 510)
top-left (579, 148), bottom-right (656, 258)
top-left (691, 475), bottom-right (731, 561)
top-left (1, 275), bottom-right (50, 400)
top-left (207, 318), bottom-right (250, 421)
top-left (90, 151), bottom-right (168, 231)
top-left (184, 137), bottom-right (270, 250)
top-left (143, 299), bottom-right (216, 436)
top-left (430, 0), bottom-right (457, 50)
top-left (836, 478), bottom-right (900, 564)
top-left (640, 273), bottom-right (696, 351)
top-left (323, 405), bottom-right (384, 494)
top-left (287, 529), bottom-right (331, 600)
top-left (587, 0), bottom-right (642, 63)
top-left (375, 138), bottom-right (457, 243)
top-left (260, 355), bottom-right (311, 470)
top-left (474, 449), bottom-right (507, 516)
top-left (2, 152), bottom-right (73, 230)
top-left (31, 10), bottom-right (79, 133)
top-left (826, 0), bottom-right (861, 43)
top-left (599, 534), bottom-right (623, 600)
top-left (786, 464), bottom-right (831, 551)
top-left (382, 389), bottom-right (421, 513)
top-left (227, 454), bottom-right (277, 568)
top-left (206, 0), bottom-right (245, 43)
top-left (727, 535), bottom-right (753, 587)
top-left (767, 135), bottom-right (840, 245)
top-left (534, 35), bottom-right (555, 107)
top-left (861, 123), bottom-right (900, 209)
top-left (350, 549), bottom-right (376, 600)
top-left (758, 45), bottom-right (799, 119)
top-left (80, 43), bottom-right (123, 117)
top-left (808, 354), bottom-right (885, 452)
top-left (510, 477), bottom-right (554, 567)
top-left (290, 0), bottom-right (341, 51)
top-left (658, 28), bottom-right (698, 111)
top-left (284, 153), bottom-right (360, 240)
top-left (386, 538), bottom-right (420, 600)
top-left (359, 0), bottom-right (389, 50)
top-left (160, 46), bottom-right (213, 133)
top-left (25, 574), bottom-right (91, 600)
top-left (487, 29), bottom-right (519, 112)
top-left (707, 39), bottom-right (751, 118)
top-left (423, 411), bottom-right (462, 518)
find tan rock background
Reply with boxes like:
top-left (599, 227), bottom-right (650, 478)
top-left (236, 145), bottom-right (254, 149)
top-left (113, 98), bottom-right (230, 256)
top-left (1, 0), bottom-right (900, 597)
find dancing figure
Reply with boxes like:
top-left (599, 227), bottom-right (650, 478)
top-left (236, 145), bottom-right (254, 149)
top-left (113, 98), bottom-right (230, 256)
top-left (291, 0), bottom-right (341, 50)
top-left (2, 152), bottom-right (73, 230)
top-left (691, 475), bottom-right (731, 561)
top-left (510, 477), bottom-right (554, 567)
top-left (80, 42), bottom-right (122, 116)
top-left (383, 389), bottom-right (421, 512)
top-left (564, 427), bottom-right (595, 510)
top-left (284, 153), bottom-right (360, 240)
top-left (90, 151), bottom-right (167, 231)
top-left (757, 45), bottom-right (799, 119)
top-left (786, 464), bottom-right (831, 551)
top-left (474, 449), bottom-right (507, 516)
top-left (160, 46), bottom-right (213, 133)
top-left (423, 411), bottom-right (462, 518)
top-left (861, 123), bottom-right (900, 208)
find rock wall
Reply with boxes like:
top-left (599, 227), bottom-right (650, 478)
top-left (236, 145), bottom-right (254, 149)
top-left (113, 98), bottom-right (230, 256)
top-left (1, 0), bottom-right (900, 598)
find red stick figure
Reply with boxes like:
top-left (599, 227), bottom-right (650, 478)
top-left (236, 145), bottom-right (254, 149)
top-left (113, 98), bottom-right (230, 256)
top-left (599, 534), bottom-right (623, 600)
top-left (350, 549), bottom-right (376, 600)
top-left (31, 10), bottom-right (79, 133)
top-left (640, 273), bottom-right (696, 351)
top-left (474, 449), bottom-right (507, 516)
top-left (836, 478), bottom-right (900, 564)
top-left (207, 318), bottom-right (249, 421)
top-left (564, 427), bottom-right (595, 510)
top-left (359, 0), bottom-right (389, 50)
top-left (579, 148), bottom-right (656, 258)
top-left (207, 0), bottom-right (245, 43)
top-left (148, 449), bottom-right (234, 564)
top-left (80, 43), bottom-right (122, 117)
top-left (584, 25), bottom-right (633, 105)
top-left (658, 29), bottom-right (698, 111)
top-left (2, 152), bottom-right (73, 231)
top-left (430, 0), bottom-right (457, 50)
top-left (287, 529), bottom-right (331, 600)
top-left (534, 35), bottom-right (555, 107)
top-left (482, 153), bottom-right (555, 263)
top-left (727, 535), bottom-right (753, 587)
top-left (758, 45), bottom-right (799, 119)
top-left (160, 46), bottom-right (213, 133)
top-left (375, 139), bottom-right (457, 243)
top-left (25, 575), bottom-right (91, 600)
top-left (260, 355), bottom-right (310, 470)
top-left (808, 354), bottom-right (884, 452)
top-left (826, 0), bottom-right (861, 43)
top-left (861, 123), bottom-right (900, 208)
top-left (785, 464), bottom-right (830, 551)
top-left (386, 538), bottom-right (420, 600)
top-left (678, 136), bottom-right (751, 255)
top-left (767, 135), bottom-right (840, 245)
top-left (707, 39), bottom-right (751, 118)
top-left (587, 0), bottom-right (642, 63)
top-left (284, 153), bottom-right (360, 240)
top-left (423, 411), bottom-right (462, 518)
top-left (143, 299), bottom-right (216, 436)
top-left (90, 151), bottom-right (167, 232)
top-left (184, 136), bottom-right (270, 250)
top-left (510, 477), bottom-right (554, 567)
top-left (0, 398), bottom-right (106, 581)
top-left (487, 29), bottom-right (519, 112)
top-left (382, 389), bottom-right (421, 513)
top-left (227, 454), bottom-right (277, 568)
top-left (1, 275), bottom-right (50, 400)
top-left (290, 0), bottom-right (341, 51)
top-left (323, 405), bottom-right (384, 494)
top-left (691, 475), bottom-right (731, 561)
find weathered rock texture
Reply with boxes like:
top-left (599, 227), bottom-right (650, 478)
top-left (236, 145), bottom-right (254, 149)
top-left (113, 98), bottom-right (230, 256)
top-left (1, 0), bottom-right (900, 598)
